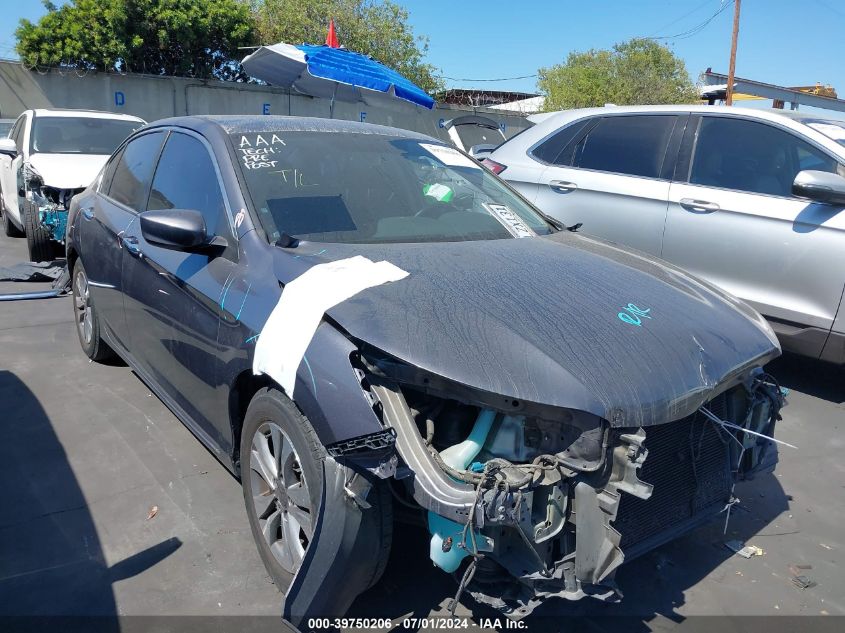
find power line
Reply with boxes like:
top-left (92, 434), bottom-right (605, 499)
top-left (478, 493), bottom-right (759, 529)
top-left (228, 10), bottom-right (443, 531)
top-left (646, 0), bottom-right (715, 38)
top-left (649, 0), bottom-right (733, 41)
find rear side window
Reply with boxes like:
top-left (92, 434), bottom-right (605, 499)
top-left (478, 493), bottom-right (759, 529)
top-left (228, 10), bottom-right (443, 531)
top-left (108, 131), bottom-right (165, 210)
top-left (572, 115), bottom-right (676, 178)
top-left (689, 117), bottom-right (840, 197)
top-left (530, 119), bottom-right (591, 165)
top-left (147, 132), bottom-right (231, 239)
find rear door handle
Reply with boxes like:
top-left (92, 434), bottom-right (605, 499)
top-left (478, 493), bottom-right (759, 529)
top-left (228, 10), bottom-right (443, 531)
top-left (679, 198), bottom-right (720, 213)
top-left (81, 207), bottom-right (94, 220)
top-left (121, 235), bottom-right (141, 256)
top-left (549, 180), bottom-right (578, 193)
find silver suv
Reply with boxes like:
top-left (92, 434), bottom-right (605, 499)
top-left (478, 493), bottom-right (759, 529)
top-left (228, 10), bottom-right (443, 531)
top-left (487, 105), bottom-right (845, 364)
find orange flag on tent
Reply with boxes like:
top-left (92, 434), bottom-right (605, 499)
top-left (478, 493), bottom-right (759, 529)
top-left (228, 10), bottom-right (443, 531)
top-left (325, 19), bottom-right (339, 48)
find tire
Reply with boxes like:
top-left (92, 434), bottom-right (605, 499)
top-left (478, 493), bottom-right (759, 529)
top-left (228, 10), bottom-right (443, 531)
top-left (240, 388), bottom-right (393, 593)
top-left (23, 199), bottom-right (55, 262)
top-left (71, 259), bottom-right (115, 362)
top-left (1, 197), bottom-right (23, 237)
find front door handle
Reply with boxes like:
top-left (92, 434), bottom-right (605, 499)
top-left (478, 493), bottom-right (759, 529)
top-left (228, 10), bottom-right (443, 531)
top-left (121, 235), bottom-right (142, 256)
top-left (549, 180), bottom-right (578, 193)
top-left (679, 198), bottom-right (720, 213)
top-left (80, 207), bottom-right (94, 220)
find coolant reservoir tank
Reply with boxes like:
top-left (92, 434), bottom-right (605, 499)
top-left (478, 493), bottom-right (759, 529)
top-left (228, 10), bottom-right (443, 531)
top-left (428, 409), bottom-right (496, 572)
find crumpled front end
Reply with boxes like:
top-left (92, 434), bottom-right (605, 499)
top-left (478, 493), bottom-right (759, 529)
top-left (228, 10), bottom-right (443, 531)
top-left (19, 162), bottom-right (82, 243)
top-left (363, 352), bottom-right (784, 618)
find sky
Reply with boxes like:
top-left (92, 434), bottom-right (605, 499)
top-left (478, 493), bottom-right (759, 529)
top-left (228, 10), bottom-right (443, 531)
top-left (1, 0), bottom-right (843, 111)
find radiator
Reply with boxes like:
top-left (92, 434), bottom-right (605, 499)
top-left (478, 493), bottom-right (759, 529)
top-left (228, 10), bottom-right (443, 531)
top-left (613, 395), bottom-right (733, 553)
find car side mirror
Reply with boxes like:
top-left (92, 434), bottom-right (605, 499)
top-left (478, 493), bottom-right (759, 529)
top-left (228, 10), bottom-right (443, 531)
top-left (792, 170), bottom-right (845, 206)
top-left (0, 138), bottom-right (17, 158)
top-left (140, 209), bottom-right (224, 252)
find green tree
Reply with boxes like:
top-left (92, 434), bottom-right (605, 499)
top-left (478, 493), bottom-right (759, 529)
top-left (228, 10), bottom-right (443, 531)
top-left (252, 0), bottom-right (442, 93)
top-left (538, 38), bottom-right (699, 111)
top-left (16, 0), bottom-right (254, 80)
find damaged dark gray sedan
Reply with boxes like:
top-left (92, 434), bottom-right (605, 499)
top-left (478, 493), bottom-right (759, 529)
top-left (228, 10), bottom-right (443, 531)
top-left (66, 115), bottom-right (785, 622)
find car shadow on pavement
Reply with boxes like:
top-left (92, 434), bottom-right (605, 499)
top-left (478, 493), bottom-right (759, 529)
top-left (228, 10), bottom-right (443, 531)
top-left (765, 353), bottom-right (845, 405)
top-left (0, 370), bottom-right (180, 627)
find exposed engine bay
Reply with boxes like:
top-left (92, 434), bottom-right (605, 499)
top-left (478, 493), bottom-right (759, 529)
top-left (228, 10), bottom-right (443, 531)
top-left (358, 352), bottom-right (785, 618)
top-left (20, 163), bottom-right (81, 243)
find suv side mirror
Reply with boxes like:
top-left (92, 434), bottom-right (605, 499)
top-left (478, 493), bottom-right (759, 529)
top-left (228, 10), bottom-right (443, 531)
top-left (0, 138), bottom-right (17, 158)
top-left (792, 170), bottom-right (845, 206)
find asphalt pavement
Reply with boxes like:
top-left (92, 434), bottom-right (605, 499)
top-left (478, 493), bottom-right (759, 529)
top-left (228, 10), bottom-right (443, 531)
top-left (1, 228), bottom-right (843, 632)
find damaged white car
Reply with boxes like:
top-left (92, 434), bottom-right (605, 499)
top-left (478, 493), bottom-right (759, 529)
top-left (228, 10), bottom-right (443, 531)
top-left (0, 109), bottom-right (145, 261)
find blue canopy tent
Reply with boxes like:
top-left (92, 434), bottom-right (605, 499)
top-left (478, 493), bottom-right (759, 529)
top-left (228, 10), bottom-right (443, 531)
top-left (241, 43), bottom-right (435, 115)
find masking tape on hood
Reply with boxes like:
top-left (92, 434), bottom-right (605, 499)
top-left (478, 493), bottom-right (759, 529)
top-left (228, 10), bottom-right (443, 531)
top-left (253, 256), bottom-right (409, 397)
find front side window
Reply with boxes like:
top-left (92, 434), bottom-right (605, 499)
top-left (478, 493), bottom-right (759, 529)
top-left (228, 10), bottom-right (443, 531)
top-left (571, 115), bottom-right (676, 178)
top-left (689, 117), bottom-right (840, 197)
top-left (147, 133), bottom-right (231, 239)
top-left (30, 116), bottom-right (142, 155)
top-left (108, 132), bottom-right (165, 210)
top-left (230, 131), bottom-right (554, 244)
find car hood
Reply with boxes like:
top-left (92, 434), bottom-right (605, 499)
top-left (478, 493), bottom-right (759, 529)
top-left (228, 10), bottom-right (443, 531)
top-left (27, 153), bottom-right (107, 189)
top-left (273, 232), bottom-right (780, 427)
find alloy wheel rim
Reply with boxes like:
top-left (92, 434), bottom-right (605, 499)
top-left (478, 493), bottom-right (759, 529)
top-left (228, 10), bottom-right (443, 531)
top-left (73, 269), bottom-right (93, 345)
top-left (249, 422), bottom-right (313, 574)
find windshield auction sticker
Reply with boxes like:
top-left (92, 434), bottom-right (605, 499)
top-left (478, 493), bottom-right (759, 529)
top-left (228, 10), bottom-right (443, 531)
top-left (420, 143), bottom-right (481, 169)
top-left (484, 203), bottom-right (536, 238)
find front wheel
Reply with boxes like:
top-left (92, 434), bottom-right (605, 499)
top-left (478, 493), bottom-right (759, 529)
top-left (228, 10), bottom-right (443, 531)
top-left (23, 200), bottom-right (55, 262)
top-left (241, 389), bottom-right (325, 592)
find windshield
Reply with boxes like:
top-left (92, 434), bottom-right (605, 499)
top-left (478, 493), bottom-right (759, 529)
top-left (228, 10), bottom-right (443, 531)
top-left (231, 131), bottom-right (553, 244)
top-left (31, 116), bottom-right (142, 155)
top-left (803, 118), bottom-right (845, 148)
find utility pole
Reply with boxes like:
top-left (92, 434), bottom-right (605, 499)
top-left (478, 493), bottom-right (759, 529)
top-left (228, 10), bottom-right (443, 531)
top-left (725, 0), bottom-right (742, 105)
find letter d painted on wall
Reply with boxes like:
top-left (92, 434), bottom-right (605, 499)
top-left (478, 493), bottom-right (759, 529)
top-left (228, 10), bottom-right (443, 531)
top-left (114, 91), bottom-right (125, 107)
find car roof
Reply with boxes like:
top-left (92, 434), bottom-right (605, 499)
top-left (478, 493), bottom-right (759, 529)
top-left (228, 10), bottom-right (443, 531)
top-left (535, 104), bottom-right (838, 125)
top-left (492, 104), bottom-right (845, 160)
top-left (30, 108), bottom-right (145, 122)
top-left (146, 114), bottom-right (436, 141)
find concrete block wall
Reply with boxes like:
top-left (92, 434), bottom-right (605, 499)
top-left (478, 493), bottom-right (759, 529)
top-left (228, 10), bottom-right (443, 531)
top-left (0, 61), bottom-right (531, 142)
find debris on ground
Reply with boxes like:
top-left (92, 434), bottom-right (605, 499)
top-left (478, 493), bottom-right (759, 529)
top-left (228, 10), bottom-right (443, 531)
top-left (789, 564), bottom-right (816, 589)
top-left (725, 540), bottom-right (764, 558)
top-left (0, 261), bottom-right (65, 282)
top-left (146, 505), bottom-right (159, 520)
top-left (791, 575), bottom-right (816, 590)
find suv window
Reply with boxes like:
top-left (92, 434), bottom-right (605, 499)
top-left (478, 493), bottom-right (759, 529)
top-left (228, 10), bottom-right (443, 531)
top-left (571, 115), bottom-right (676, 178)
top-left (689, 117), bottom-right (840, 197)
top-left (147, 132), bottom-right (231, 239)
top-left (531, 119), bottom-right (591, 165)
top-left (108, 131), bottom-right (165, 210)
